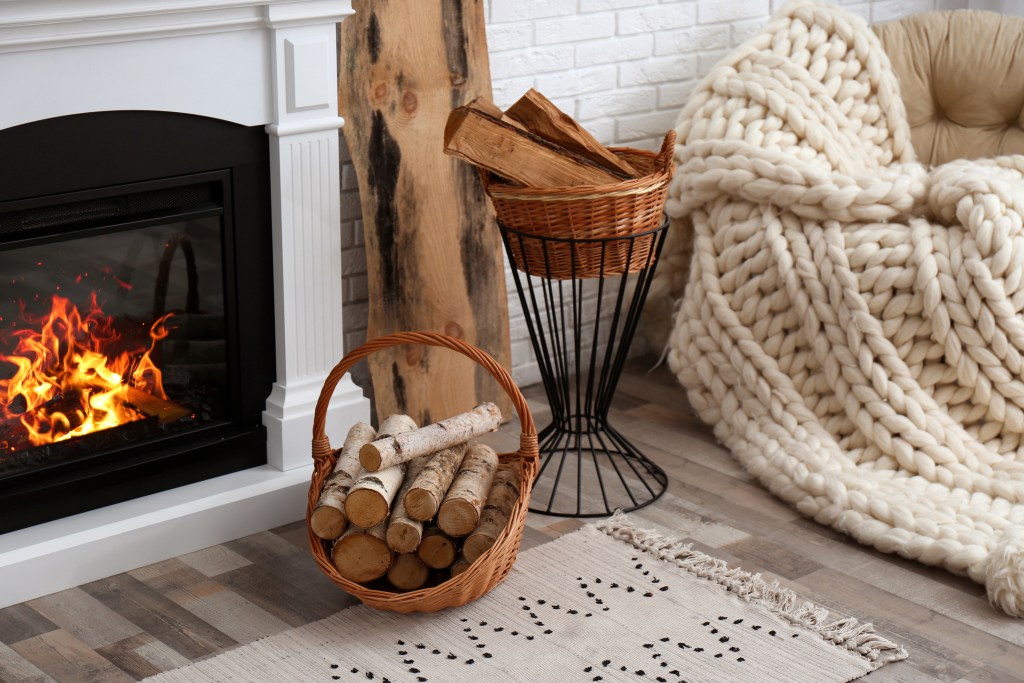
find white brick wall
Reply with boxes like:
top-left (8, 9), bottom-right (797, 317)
top-left (338, 0), bottom-right (970, 388)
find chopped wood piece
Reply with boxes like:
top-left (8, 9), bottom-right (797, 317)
top-left (437, 443), bottom-right (499, 537)
top-left (359, 403), bottom-right (501, 472)
top-left (403, 443), bottom-right (469, 522)
top-left (443, 106), bottom-right (623, 188)
top-left (417, 527), bottom-right (457, 569)
top-left (467, 96), bottom-right (527, 132)
top-left (463, 463), bottom-right (522, 562)
top-left (505, 88), bottom-right (639, 178)
top-left (332, 522), bottom-right (392, 583)
top-left (387, 553), bottom-right (430, 591)
top-left (386, 455), bottom-right (431, 553)
top-left (345, 415), bottom-right (418, 529)
top-left (450, 553), bottom-right (472, 577)
top-left (310, 422), bottom-right (377, 540)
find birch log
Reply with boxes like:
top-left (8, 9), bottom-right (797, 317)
top-left (345, 415), bottom-right (417, 528)
top-left (359, 403), bottom-right (501, 471)
top-left (462, 463), bottom-right (522, 562)
top-left (387, 553), bottom-right (430, 591)
top-left (332, 522), bottom-right (392, 583)
top-left (437, 443), bottom-right (499, 537)
top-left (450, 553), bottom-right (471, 577)
top-left (417, 527), bottom-right (457, 569)
top-left (310, 422), bottom-right (377, 539)
top-left (403, 443), bottom-right (468, 522)
top-left (385, 455), bottom-right (431, 553)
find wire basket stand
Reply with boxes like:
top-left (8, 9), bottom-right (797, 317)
top-left (499, 216), bottom-right (669, 517)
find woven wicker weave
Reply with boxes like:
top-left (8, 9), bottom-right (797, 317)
top-left (483, 130), bottom-right (676, 279)
top-left (308, 332), bottom-right (538, 613)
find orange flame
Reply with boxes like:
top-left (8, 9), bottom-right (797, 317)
top-left (0, 294), bottom-right (173, 450)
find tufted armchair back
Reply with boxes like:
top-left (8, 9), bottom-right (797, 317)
top-left (874, 10), bottom-right (1024, 166)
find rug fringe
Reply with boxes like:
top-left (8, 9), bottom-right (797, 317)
top-left (596, 511), bottom-right (909, 668)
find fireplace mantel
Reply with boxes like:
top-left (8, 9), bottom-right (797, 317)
top-left (0, 0), bottom-right (370, 607)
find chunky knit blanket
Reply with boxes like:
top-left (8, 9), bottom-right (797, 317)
top-left (661, 0), bottom-right (1024, 616)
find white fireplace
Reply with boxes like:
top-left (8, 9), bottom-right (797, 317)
top-left (0, 0), bottom-right (369, 607)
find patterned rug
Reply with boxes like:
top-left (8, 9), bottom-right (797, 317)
top-left (147, 514), bottom-right (906, 682)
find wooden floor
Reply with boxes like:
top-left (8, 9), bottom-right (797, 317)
top-left (1, 358), bottom-right (1022, 682)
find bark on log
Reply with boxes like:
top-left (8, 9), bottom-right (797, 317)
top-left (504, 88), bottom-right (639, 178)
top-left (359, 402), bottom-right (501, 471)
top-left (403, 443), bottom-right (468, 522)
top-left (385, 454), bottom-right (430, 553)
top-left (437, 443), bottom-right (499, 537)
top-left (310, 422), bottom-right (378, 539)
top-left (387, 553), bottom-right (430, 591)
top-left (462, 463), bottom-right (522, 562)
top-left (417, 527), bottom-right (457, 569)
top-left (344, 415), bottom-right (417, 528)
top-left (332, 522), bottom-right (392, 583)
top-left (450, 553), bottom-right (472, 577)
top-left (339, 0), bottom-right (513, 427)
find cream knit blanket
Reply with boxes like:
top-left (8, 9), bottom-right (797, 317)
top-left (662, 0), bottom-right (1024, 616)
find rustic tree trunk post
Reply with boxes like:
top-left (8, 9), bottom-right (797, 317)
top-left (438, 443), bottom-right (499, 537)
top-left (417, 527), bottom-right (457, 569)
top-left (385, 454), bottom-right (431, 553)
top-left (462, 463), bottom-right (522, 562)
top-left (338, 0), bottom-right (512, 427)
top-left (332, 522), bottom-right (392, 583)
top-left (310, 422), bottom-right (377, 539)
top-left (344, 415), bottom-right (417, 528)
top-left (403, 443), bottom-right (468, 522)
top-left (359, 402), bottom-right (501, 471)
top-left (387, 553), bottom-right (430, 591)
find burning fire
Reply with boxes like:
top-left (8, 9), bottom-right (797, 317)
top-left (0, 294), bottom-right (173, 450)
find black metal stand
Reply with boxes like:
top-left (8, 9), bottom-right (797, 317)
top-left (499, 217), bottom-right (670, 517)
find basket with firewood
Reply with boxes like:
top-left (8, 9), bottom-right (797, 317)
top-left (444, 89), bottom-right (675, 279)
top-left (307, 332), bottom-right (538, 613)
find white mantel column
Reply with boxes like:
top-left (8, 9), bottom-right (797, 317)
top-left (263, 0), bottom-right (370, 470)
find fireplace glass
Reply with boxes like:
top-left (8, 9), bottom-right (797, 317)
top-left (0, 177), bottom-right (231, 479)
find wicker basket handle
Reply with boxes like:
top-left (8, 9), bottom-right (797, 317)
top-left (311, 332), bottom-right (538, 465)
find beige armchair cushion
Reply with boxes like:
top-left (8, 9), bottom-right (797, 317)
top-left (874, 10), bottom-right (1024, 166)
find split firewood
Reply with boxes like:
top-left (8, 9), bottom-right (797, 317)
top-left (467, 96), bottom-right (527, 132)
top-left (437, 443), bottom-right (499, 537)
top-left (417, 527), bottom-right (457, 569)
top-left (403, 443), bottom-right (469, 522)
top-left (387, 553), bottom-right (430, 591)
top-left (443, 106), bottom-right (623, 188)
top-left (359, 403), bottom-right (501, 472)
top-left (450, 553), bottom-right (472, 578)
top-left (332, 522), bottom-right (392, 583)
top-left (505, 88), bottom-right (638, 178)
top-left (385, 455), bottom-right (431, 553)
top-left (344, 414), bottom-right (418, 528)
top-left (462, 463), bottom-right (522, 562)
top-left (310, 422), bottom-right (377, 539)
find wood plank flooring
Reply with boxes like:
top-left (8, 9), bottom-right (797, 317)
top-left (1, 358), bottom-right (1021, 682)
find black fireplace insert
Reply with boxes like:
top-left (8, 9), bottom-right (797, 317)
top-left (0, 112), bottom-right (275, 533)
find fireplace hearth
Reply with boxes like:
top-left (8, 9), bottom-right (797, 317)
top-left (0, 0), bottom-right (370, 608)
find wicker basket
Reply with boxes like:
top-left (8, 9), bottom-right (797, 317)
top-left (307, 332), bottom-right (539, 613)
top-left (482, 130), bottom-right (676, 279)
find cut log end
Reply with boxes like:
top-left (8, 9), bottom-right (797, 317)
top-left (386, 520), bottom-right (424, 555)
top-left (462, 533), bottom-right (497, 564)
top-left (344, 489), bottom-right (391, 529)
top-left (417, 530), bottom-right (457, 569)
top-left (450, 554), bottom-right (472, 577)
top-left (358, 443), bottom-right (384, 472)
top-left (332, 531), bottom-right (392, 583)
top-left (403, 488), bottom-right (441, 523)
top-left (387, 553), bottom-right (430, 591)
top-left (437, 498), bottom-right (481, 538)
top-left (310, 506), bottom-right (347, 540)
